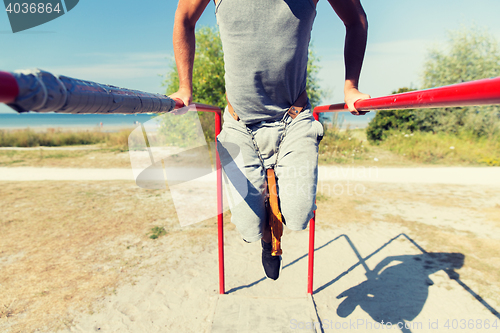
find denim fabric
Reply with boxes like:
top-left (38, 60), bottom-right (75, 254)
top-left (217, 107), bottom-right (323, 242)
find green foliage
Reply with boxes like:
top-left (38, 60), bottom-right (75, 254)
top-left (149, 226), bottom-right (167, 239)
top-left (104, 129), bottom-right (133, 151)
top-left (319, 127), bottom-right (368, 164)
top-left (306, 45), bottom-right (327, 109)
top-left (163, 26), bottom-right (326, 141)
top-left (163, 26), bottom-right (225, 143)
top-left (0, 128), bottom-right (102, 147)
top-left (0, 128), bottom-right (134, 149)
top-left (315, 192), bottom-right (330, 202)
top-left (164, 26), bottom-right (226, 108)
top-left (156, 112), bottom-right (203, 148)
top-left (307, 45), bottom-right (331, 124)
top-left (366, 87), bottom-right (418, 143)
top-left (377, 130), bottom-right (500, 165)
top-left (478, 157), bottom-right (500, 166)
top-left (423, 26), bottom-right (500, 88)
top-left (366, 26), bottom-right (500, 143)
top-left (1, 128), bottom-right (98, 147)
top-left (417, 26), bottom-right (500, 137)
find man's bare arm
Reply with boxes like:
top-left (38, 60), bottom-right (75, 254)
top-left (170, 0), bottom-right (211, 107)
top-left (328, 0), bottom-right (370, 114)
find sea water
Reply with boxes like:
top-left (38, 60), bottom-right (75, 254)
top-left (0, 112), bottom-right (158, 131)
top-left (0, 111), bottom-right (374, 131)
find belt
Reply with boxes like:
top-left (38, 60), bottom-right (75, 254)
top-left (226, 90), bottom-right (308, 122)
top-left (266, 168), bottom-right (283, 256)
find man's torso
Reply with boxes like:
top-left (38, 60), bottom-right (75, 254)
top-left (216, 0), bottom-right (317, 124)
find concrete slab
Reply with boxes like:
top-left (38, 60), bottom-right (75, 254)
top-left (210, 295), bottom-right (321, 333)
top-left (311, 226), bottom-right (500, 332)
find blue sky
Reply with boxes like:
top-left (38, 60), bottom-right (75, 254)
top-left (2, 0), bottom-right (500, 123)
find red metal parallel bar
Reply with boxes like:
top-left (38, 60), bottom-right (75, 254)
top-left (307, 214), bottom-right (316, 294)
top-left (0, 71), bottom-right (19, 104)
top-left (1, 70), bottom-right (227, 293)
top-left (179, 100), bottom-right (316, 295)
top-left (174, 99), bottom-right (222, 114)
top-left (6, 69), bottom-right (496, 296)
top-left (313, 76), bottom-right (500, 117)
top-left (0, 72), bottom-right (226, 293)
top-left (309, 76), bottom-right (500, 295)
top-left (173, 99), bottom-right (225, 295)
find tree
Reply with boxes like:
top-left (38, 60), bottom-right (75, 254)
top-left (163, 26), bottom-right (225, 142)
top-left (416, 26), bottom-right (500, 137)
top-left (163, 26), bottom-right (326, 141)
top-left (306, 44), bottom-right (325, 109)
top-left (366, 26), bottom-right (500, 142)
top-left (366, 87), bottom-right (417, 143)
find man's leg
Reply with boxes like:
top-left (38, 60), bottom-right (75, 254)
top-left (217, 109), bottom-right (268, 243)
top-left (217, 110), bottom-right (283, 280)
top-left (275, 109), bottom-right (323, 231)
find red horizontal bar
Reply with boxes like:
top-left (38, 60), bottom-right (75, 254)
top-left (173, 98), bottom-right (221, 115)
top-left (0, 71), bottom-right (19, 104)
top-left (314, 76), bottom-right (500, 114)
top-left (192, 103), bottom-right (222, 114)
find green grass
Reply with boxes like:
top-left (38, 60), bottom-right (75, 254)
top-left (0, 128), bottom-right (133, 149)
top-left (148, 226), bottom-right (167, 239)
top-left (376, 130), bottom-right (500, 165)
top-left (0, 148), bottom-right (133, 168)
top-left (0, 150), bottom-right (84, 166)
top-left (318, 127), bottom-right (369, 164)
top-left (318, 126), bottom-right (500, 166)
top-left (3, 127), bottom-right (499, 167)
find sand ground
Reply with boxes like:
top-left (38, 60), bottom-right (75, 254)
top-left (1, 167), bottom-right (499, 332)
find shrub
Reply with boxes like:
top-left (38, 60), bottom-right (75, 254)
top-left (366, 27), bottom-right (500, 143)
top-left (416, 26), bottom-right (500, 137)
top-left (366, 88), bottom-right (418, 143)
top-left (0, 128), bottom-right (134, 148)
top-left (378, 130), bottom-right (500, 165)
top-left (319, 125), bottom-right (367, 164)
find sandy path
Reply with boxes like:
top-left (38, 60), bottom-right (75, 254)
top-left (1, 167), bottom-right (499, 332)
top-left (57, 179), bottom-right (500, 332)
top-left (60, 183), bottom-right (500, 333)
top-left (1, 166), bottom-right (499, 185)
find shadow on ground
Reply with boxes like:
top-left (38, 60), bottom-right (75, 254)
top-left (316, 233), bottom-right (500, 333)
top-left (228, 232), bottom-right (500, 333)
top-left (336, 252), bottom-right (463, 328)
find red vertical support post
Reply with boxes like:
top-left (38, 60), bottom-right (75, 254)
top-left (214, 110), bottom-right (225, 294)
top-left (184, 103), bottom-right (224, 294)
top-left (307, 214), bottom-right (316, 294)
top-left (308, 110), bottom-right (320, 294)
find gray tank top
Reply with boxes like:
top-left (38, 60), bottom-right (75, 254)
top-left (215, 0), bottom-right (316, 124)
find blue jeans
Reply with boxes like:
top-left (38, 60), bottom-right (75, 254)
top-left (216, 107), bottom-right (323, 242)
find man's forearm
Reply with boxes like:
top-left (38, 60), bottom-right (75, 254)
top-left (344, 20), bottom-right (368, 91)
top-left (173, 14), bottom-right (196, 94)
top-left (170, 0), bottom-right (209, 106)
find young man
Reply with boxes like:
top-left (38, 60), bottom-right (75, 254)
top-left (170, 0), bottom-right (370, 280)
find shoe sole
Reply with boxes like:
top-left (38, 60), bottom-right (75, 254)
top-left (263, 255), bottom-right (282, 280)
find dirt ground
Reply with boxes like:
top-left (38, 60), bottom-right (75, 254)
top-left (1, 173), bottom-right (499, 332)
